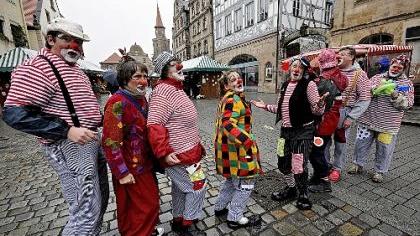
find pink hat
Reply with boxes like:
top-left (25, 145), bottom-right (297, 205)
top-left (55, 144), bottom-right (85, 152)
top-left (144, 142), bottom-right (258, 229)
top-left (318, 49), bottom-right (337, 70)
top-left (391, 54), bottom-right (410, 68)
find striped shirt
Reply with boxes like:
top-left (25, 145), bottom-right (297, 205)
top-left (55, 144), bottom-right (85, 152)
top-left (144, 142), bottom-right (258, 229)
top-left (267, 80), bottom-right (324, 127)
top-left (358, 73), bottom-right (414, 134)
top-left (147, 81), bottom-right (201, 154)
top-left (341, 67), bottom-right (371, 107)
top-left (5, 48), bottom-right (102, 129)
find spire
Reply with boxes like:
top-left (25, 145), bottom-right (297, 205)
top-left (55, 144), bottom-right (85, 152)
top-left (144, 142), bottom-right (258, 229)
top-left (155, 2), bottom-right (164, 28)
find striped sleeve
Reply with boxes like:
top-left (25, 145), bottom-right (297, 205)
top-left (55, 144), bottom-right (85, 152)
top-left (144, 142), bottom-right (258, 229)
top-left (5, 65), bottom-right (55, 107)
top-left (307, 81), bottom-right (324, 115)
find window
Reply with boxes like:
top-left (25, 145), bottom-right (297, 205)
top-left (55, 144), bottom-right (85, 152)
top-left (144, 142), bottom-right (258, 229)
top-left (198, 42), bottom-right (202, 55)
top-left (50, 0), bottom-right (56, 11)
top-left (292, 0), bottom-right (300, 17)
top-left (265, 62), bottom-right (273, 80)
top-left (0, 19), bottom-right (4, 35)
top-left (258, 0), bottom-right (268, 22)
top-left (234, 8), bottom-right (243, 32)
top-left (10, 24), bottom-right (27, 47)
top-left (204, 40), bottom-right (208, 54)
top-left (245, 2), bottom-right (255, 27)
top-left (325, 1), bottom-right (333, 25)
top-left (203, 16), bottom-right (207, 29)
top-left (359, 33), bottom-right (393, 45)
top-left (225, 14), bottom-right (232, 36)
top-left (216, 19), bottom-right (222, 39)
top-left (45, 10), bottom-right (51, 23)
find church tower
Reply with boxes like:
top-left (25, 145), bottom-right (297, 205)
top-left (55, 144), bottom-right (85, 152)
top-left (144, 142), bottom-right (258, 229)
top-left (153, 3), bottom-right (170, 60)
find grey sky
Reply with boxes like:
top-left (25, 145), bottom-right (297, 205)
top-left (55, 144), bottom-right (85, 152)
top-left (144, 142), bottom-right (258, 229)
top-left (57, 0), bottom-right (174, 65)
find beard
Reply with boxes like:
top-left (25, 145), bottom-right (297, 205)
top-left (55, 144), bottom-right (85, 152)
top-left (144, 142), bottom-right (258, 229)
top-left (171, 71), bottom-right (185, 81)
top-left (60, 49), bottom-right (81, 64)
top-left (136, 86), bottom-right (147, 96)
top-left (388, 71), bottom-right (403, 79)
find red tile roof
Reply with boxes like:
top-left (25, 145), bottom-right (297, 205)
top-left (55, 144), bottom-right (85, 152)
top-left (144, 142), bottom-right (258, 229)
top-left (101, 53), bottom-right (121, 64)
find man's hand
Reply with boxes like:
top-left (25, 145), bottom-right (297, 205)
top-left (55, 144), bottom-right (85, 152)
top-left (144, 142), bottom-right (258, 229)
top-left (119, 173), bottom-right (135, 185)
top-left (343, 118), bottom-right (352, 129)
top-left (67, 127), bottom-right (98, 145)
top-left (317, 92), bottom-right (330, 107)
top-left (250, 99), bottom-right (267, 109)
top-left (165, 153), bottom-right (181, 166)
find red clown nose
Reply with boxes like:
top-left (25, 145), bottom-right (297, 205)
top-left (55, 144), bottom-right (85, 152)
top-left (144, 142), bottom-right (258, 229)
top-left (69, 41), bottom-right (81, 52)
top-left (176, 63), bottom-right (183, 71)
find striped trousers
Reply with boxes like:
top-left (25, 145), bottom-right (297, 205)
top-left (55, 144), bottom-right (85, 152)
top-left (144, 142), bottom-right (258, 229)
top-left (43, 139), bottom-right (109, 235)
top-left (166, 165), bottom-right (206, 220)
top-left (353, 125), bottom-right (398, 173)
top-left (215, 178), bottom-right (255, 222)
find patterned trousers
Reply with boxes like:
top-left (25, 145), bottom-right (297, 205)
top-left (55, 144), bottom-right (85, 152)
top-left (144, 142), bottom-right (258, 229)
top-left (353, 125), bottom-right (398, 173)
top-left (215, 178), bottom-right (255, 222)
top-left (43, 139), bottom-right (109, 235)
top-left (166, 165), bottom-right (206, 220)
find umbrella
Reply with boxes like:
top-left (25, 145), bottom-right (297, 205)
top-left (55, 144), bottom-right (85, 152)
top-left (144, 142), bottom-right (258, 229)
top-left (103, 70), bottom-right (118, 86)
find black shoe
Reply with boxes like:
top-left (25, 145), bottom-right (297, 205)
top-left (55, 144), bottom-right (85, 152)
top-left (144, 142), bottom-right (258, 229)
top-left (180, 224), bottom-right (206, 236)
top-left (296, 193), bottom-right (312, 210)
top-left (308, 179), bottom-right (332, 193)
top-left (271, 186), bottom-right (297, 201)
top-left (171, 220), bottom-right (183, 232)
top-left (214, 208), bottom-right (228, 217)
top-left (227, 215), bottom-right (262, 230)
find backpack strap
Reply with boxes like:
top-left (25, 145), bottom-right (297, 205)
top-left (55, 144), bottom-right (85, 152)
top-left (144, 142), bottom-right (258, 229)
top-left (38, 55), bottom-right (81, 127)
top-left (343, 69), bottom-right (362, 107)
top-left (115, 90), bottom-right (148, 119)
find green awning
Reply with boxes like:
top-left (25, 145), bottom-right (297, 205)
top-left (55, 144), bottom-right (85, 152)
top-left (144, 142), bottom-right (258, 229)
top-left (182, 55), bottom-right (229, 72)
top-left (0, 47), bottom-right (37, 72)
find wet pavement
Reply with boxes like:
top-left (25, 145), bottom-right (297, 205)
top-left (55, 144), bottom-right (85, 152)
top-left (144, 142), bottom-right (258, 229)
top-left (0, 92), bottom-right (419, 235)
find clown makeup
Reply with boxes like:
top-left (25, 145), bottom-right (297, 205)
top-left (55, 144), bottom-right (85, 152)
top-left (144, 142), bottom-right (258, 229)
top-left (168, 61), bottom-right (185, 81)
top-left (336, 50), bottom-right (353, 69)
top-left (388, 63), bottom-right (405, 79)
top-left (56, 34), bottom-right (83, 64)
top-left (224, 72), bottom-right (244, 93)
top-left (127, 70), bottom-right (149, 96)
top-left (290, 60), bottom-right (303, 81)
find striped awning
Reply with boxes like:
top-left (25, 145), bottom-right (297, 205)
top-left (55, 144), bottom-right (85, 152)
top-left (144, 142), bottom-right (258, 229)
top-left (0, 47), bottom-right (104, 73)
top-left (0, 47), bottom-right (38, 72)
top-left (182, 55), bottom-right (229, 72)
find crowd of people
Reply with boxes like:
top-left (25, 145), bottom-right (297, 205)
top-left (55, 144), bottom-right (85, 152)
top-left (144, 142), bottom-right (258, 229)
top-left (1, 18), bottom-right (415, 236)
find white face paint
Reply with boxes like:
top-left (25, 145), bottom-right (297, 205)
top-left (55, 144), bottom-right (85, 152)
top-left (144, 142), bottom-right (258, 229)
top-left (290, 60), bottom-right (303, 81)
top-left (225, 72), bottom-right (244, 93)
top-left (168, 62), bottom-right (185, 81)
top-left (388, 63), bottom-right (404, 79)
top-left (60, 49), bottom-right (81, 64)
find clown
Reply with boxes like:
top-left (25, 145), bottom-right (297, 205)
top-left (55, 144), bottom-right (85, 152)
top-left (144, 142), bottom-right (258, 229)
top-left (213, 70), bottom-right (262, 229)
top-left (252, 57), bottom-right (327, 210)
top-left (349, 54), bottom-right (414, 183)
top-left (147, 52), bottom-right (206, 235)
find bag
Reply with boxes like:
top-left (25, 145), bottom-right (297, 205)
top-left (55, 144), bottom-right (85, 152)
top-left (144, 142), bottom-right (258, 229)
top-left (316, 100), bottom-right (342, 136)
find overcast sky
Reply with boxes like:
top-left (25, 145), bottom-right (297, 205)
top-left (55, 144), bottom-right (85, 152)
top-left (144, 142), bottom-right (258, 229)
top-left (57, 0), bottom-right (174, 65)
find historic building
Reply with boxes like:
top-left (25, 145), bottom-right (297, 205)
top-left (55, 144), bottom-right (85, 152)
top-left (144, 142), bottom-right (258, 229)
top-left (213, 0), bottom-right (333, 93)
top-left (330, 0), bottom-right (420, 85)
top-left (100, 43), bottom-right (154, 72)
top-left (0, 0), bottom-right (30, 54)
top-left (172, 0), bottom-right (214, 61)
top-left (153, 4), bottom-right (170, 61)
top-left (23, 0), bottom-right (62, 51)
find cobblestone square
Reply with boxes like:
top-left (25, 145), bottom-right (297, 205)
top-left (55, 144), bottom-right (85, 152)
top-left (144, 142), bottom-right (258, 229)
top-left (0, 93), bottom-right (419, 235)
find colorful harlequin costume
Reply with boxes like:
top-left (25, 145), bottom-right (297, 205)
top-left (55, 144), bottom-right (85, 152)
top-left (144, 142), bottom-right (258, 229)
top-left (214, 89), bottom-right (262, 225)
top-left (351, 55), bottom-right (414, 180)
top-left (102, 90), bottom-right (159, 236)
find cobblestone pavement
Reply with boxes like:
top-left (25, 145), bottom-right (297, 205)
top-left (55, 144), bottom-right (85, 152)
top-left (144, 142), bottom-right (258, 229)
top-left (0, 93), bottom-right (419, 236)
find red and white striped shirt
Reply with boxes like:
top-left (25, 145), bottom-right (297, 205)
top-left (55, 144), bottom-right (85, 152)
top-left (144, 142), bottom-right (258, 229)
top-left (5, 48), bottom-right (102, 129)
top-left (358, 73), bottom-right (414, 134)
top-left (341, 68), bottom-right (371, 107)
top-left (147, 82), bottom-right (201, 154)
top-left (267, 80), bottom-right (324, 127)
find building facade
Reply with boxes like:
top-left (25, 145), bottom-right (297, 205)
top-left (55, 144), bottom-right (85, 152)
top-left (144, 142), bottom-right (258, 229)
top-left (213, 0), bottom-right (333, 93)
top-left (0, 0), bottom-right (29, 55)
top-left (153, 4), bottom-right (170, 61)
top-left (100, 52), bottom-right (121, 71)
top-left (172, 0), bottom-right (214, 62)
top-left (330, 0), bottom-right (420, 84)
top-left (23, 0), bottom-right (62, 51)
top-left (100, 43), bottom-right (154, 73)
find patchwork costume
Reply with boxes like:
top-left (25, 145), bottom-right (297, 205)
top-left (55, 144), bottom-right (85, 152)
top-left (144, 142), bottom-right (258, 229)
top-left (214, 91), bottom-right (262, 222)
top-left (102, 90), bottom-right (159, 236)
top-left (353, 64), bottom-right (414, 175)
